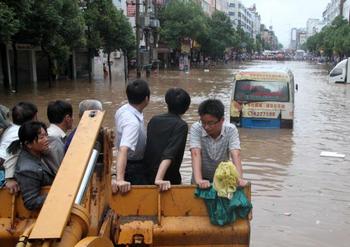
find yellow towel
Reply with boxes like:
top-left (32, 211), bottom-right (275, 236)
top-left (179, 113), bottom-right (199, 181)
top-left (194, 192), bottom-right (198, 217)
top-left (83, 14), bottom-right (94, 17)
top-left (213, 161), bottom-right (240, 199)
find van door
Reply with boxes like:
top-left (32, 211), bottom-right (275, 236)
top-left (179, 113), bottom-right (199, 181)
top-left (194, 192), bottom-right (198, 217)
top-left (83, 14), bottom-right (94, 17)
top-left (329, 59), bottom-right (347, 83)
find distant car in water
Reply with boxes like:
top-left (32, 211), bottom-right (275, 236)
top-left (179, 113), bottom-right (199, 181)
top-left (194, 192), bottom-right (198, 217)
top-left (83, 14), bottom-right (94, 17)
top-left (230, 67), bottom-right (296, 129)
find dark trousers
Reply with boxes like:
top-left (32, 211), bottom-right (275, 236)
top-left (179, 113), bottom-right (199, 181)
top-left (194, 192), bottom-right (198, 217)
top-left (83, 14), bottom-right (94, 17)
top-left (125, 160), bottom-right (147, 185)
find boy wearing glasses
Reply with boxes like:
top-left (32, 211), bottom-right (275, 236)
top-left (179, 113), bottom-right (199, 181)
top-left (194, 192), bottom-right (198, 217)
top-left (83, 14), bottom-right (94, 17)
top-left (190, 99), bottom-right (246, 189)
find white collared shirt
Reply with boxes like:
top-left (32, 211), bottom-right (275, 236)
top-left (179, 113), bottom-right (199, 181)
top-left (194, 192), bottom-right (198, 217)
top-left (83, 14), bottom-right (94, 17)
top-left (47, 124), bottom-right (66, 139)
top-left (115, 104), bottom-right (146, 160)
top-left (0, 124), bottom-right (20, 160)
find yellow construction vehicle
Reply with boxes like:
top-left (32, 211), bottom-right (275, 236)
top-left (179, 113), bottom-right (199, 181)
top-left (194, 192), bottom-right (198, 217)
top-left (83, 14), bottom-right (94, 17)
top-left (0, 110), bottom-right (251, 247)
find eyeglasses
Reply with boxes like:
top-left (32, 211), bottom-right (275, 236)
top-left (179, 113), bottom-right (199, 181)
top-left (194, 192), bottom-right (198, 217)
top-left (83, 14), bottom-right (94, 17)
top-left (200, 120), bottom-right (220, 128)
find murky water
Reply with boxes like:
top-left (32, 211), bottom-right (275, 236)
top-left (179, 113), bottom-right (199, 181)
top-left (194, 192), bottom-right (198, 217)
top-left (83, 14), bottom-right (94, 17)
top-left (1, 60), bottom-right (350, 246)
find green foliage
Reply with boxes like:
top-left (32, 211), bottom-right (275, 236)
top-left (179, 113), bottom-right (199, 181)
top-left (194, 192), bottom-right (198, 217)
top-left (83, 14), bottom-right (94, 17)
top-left (25, 0), bottom-right (85, 65)
top-left (159, 0), bottom-right (208, 49)
top-left (306, 16), bottom-right (350, 57)
top-left (83, 0), bottom-right (135, 57)
top-left (200, 11), bottom-right (239, 58)
top-left (0, 3), bottom-right (20, 42)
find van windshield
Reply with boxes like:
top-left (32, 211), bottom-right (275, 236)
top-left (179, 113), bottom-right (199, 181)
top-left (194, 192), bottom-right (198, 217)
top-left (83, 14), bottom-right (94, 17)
top-left (234, 80), bottom-right (289, 102)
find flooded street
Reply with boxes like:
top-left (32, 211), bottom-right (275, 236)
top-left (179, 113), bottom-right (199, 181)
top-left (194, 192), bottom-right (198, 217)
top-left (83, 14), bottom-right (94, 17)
top-left (1, 60), bottom-right (350, 246)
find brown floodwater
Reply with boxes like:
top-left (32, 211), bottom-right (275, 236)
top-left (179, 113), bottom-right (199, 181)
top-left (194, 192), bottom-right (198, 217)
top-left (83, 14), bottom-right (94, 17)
top-left (1, 60), bottom-right (350, 246)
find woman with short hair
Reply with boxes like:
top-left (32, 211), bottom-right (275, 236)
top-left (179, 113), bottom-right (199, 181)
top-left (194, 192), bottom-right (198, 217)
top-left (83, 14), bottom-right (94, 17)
top-left (14, 121), bottom-right (55, 210)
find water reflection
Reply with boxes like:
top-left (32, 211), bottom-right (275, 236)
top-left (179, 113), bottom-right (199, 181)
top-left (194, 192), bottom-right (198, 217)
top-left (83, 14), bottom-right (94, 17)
top-left (240, 128), bottom-right (293, 197)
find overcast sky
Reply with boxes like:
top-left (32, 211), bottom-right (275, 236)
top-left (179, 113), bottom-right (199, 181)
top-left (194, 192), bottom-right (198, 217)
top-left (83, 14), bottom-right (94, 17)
top-left (243, 0), bottom-right (331, 47)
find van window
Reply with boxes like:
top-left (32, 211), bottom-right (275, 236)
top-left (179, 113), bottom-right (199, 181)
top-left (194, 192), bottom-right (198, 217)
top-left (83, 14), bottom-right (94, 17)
top-left (330, 68), bottom-right (343, 77)
top-left (234, 80), bottom-right (289, 102)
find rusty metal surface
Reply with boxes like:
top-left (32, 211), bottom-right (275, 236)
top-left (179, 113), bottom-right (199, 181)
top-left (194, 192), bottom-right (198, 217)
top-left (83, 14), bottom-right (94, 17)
top-left (117, 220), bottom-right (153, 245)
top-left (153, 216), bottom-right (250, 246)
top-left (111, 185), bottom-right (251, 246)
top-left (74, 236), bottom-right (114, 247)
top-left (110, 185), bottom-right (251, 217)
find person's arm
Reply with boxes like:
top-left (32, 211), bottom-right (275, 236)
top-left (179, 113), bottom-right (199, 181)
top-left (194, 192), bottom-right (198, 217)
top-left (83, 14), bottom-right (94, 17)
top-left (191, 148), bottom-right (210, 188)
top-left (111, 146), bottom-right (131, 193)
top-left (228, 124), bottom-right (247, 186)
top-left (154, 159), bottom-right (172, 191)
top-left (230, 149), bottom-right (243, 177)
top-left (3, 154), bottom-right (20, 194)
top-left (112, 121), bottom-right (139, 194)
top-left (16, 170), bottom-right (46, 210)
top-left (189, 123), bottom-right (210, 188)
top-left (230, 149), bottom-right (247, 186)
top-left (154, 123), bottom-right (188, 190)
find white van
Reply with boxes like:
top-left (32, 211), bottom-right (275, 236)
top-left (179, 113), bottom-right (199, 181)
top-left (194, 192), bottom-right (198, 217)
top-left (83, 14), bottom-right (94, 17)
top-left (329, 58), bottom-right (350, 83)
top-left (230, 67), bottom-right (295, 128)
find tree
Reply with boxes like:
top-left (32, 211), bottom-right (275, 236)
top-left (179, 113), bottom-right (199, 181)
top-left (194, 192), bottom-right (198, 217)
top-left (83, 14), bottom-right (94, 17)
top-left (26, 0), bottom-right (85, 85)
top-left (0, 2), bottom-right (20, 88)
top-left (159, 0), bottom-right (207, 50)
top-left (306, 16), bottom-right (350, 58)
top-left (199, 11), bottom-right (239, 59)
top-left (83, 0), bottom-right (135, 82)
top-left (0, 0), bottom-right (33, 90)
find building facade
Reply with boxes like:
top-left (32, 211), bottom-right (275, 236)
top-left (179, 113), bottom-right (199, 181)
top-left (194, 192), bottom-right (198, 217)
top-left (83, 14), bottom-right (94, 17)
top-left (261, 25), bottom-right (278, 50)
top-left (227, 0), bottom-right (257, 37)
top-left (323, 0), bottom-right (341, 25)
top-left (343, 0), bottom-right (350, 21)
top-left (289, 28), bottom-right (307, 50)
top-left (306, 18), bottom-right (326, 38)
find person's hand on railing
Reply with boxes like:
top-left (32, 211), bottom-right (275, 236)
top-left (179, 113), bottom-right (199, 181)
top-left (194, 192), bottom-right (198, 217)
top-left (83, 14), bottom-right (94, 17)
top-left (155, 180), bottom-right (171, 192)
top-left (196, 179), bottom-right (210, 189)
top-left (111, 177), bottom-right (131, 194)
top-left (238, 178), bottom-right (248, 187)
top-left (5, 178), bottom-right (20, 194)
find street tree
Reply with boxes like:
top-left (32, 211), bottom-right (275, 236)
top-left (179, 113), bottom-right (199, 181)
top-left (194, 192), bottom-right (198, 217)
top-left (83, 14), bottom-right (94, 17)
top-left (83, 0), bottom-right (135, 82)
top-left (159, 0), bottom-right (207, 50)
top-left (0, 2), bottom-right (20, 88)
top-left (306, 16), bottom-right (350, 58)
top-left (0, 0), bottom-right (32, 90)
top-left (26, 0), bottom-right (85, 85)
top-left (199, 11), bottom-right (239, 60)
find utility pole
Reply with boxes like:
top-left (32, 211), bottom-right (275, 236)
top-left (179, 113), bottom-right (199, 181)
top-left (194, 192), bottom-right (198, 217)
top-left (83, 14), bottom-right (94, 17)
top-left (136, 0), bottom-right (141, 78)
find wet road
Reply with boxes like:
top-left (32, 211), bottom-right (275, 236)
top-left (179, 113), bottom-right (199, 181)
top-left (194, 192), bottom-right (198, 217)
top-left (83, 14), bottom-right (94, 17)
top-left (1, 60), bottom-right (350, 246)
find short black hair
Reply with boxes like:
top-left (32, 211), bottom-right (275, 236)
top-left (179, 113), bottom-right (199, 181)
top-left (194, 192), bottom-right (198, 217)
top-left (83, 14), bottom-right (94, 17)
top-left (198, 99), bottom-right (225, 120)
top-left (18, 121), bottom-right (47, 146)
top-left (12, 102), bottom-right (38, 125)
top-left (165, 88), bottom-right (191, 115)
top-left (47, 100), bottom-right (73, 124)
top-left (126, 79), bottom-right (150, 104)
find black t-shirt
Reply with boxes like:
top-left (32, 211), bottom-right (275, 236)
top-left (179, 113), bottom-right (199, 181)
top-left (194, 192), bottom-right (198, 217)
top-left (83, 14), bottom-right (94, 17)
top-left (143, 113), bottom-right (188, 184)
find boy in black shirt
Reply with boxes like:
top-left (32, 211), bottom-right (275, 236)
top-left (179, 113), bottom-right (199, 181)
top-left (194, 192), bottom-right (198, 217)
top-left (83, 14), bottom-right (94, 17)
top-left (144, 88), bottom-right (191, 191)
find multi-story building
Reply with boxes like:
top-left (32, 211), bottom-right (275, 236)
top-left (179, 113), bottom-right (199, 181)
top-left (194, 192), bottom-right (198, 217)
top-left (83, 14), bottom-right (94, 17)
top-left (342, 0), bottom-right (350, 21)
top-left (227, 0), bottom-right (256, 37)
top-left (323, 0), bottom-right (341, 25)
top-left (306, 18), bottom-right (325, 37)
top-left (195, 0), bottom-right (229, 16)
top-left (298, 31), bottom-right (307, 48)
top-left (248, 4), bottom-right (261, 40)
top-left (261, 25), bottom-right (278, 50)
top-left (289, 28), bottom-right (306, 49)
